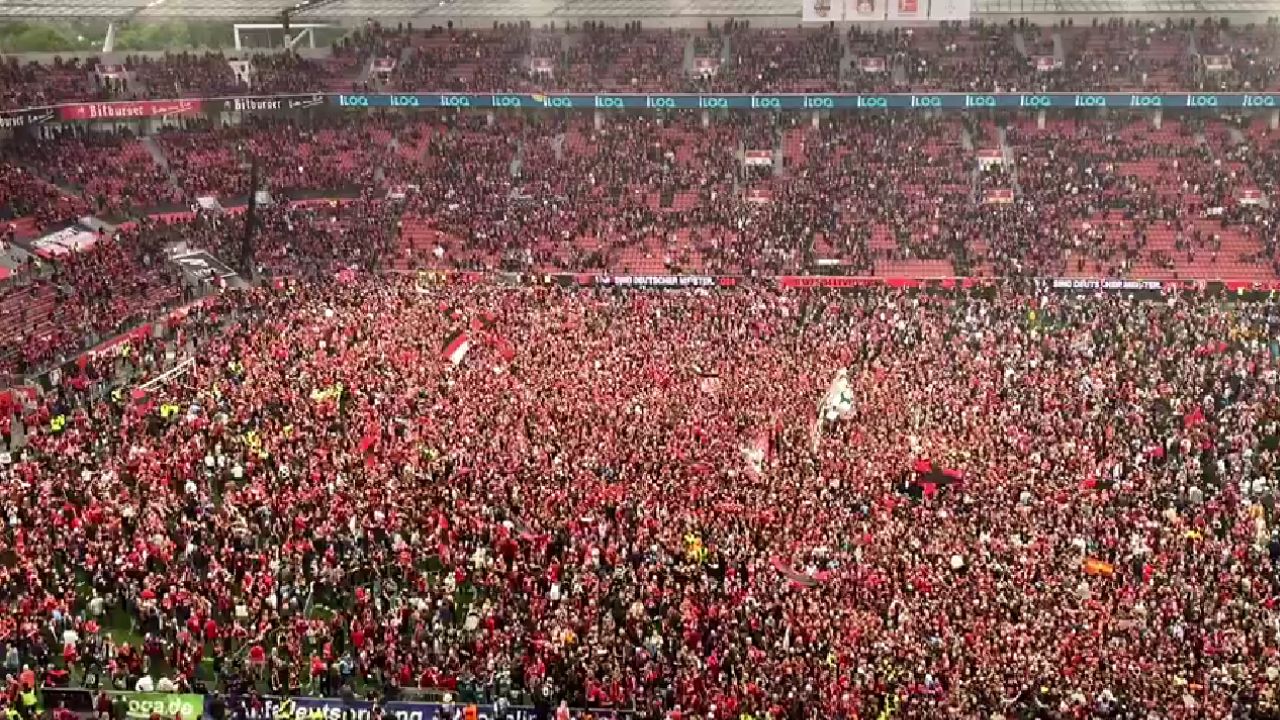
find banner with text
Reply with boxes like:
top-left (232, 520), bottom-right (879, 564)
top-left (240, 696), bottom-right (633, 720)
top-left (3, 91), bottom-right (1280, 121)
top-left (219, 94), bottom-right (325, 113)
top-left (111, 692), bottom-right (205, 720)
top-left (30, 225), bottom-right (98, 258)
top-left (327, 92), bottom-right (1280, 111)
top-left (59, 99), bottom-right (204, 121)
top-left (0, 108), bottom-right (56, 129)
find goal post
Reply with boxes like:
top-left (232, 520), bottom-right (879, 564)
top-left (232, 23), bottom-right (331, 51)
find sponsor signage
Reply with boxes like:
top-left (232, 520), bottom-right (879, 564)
top-left (59, 99), bottom-right (203, 121)
top-left (241, 696), bottom-right (632, 720)
top-left (0, 109), bottom-right (55, 129)
top-left (233, 97), bottom-right (284, 112)
top-left (0, 91), bottom-right (1274, 120)
top-left (110, 692), bottom-right (205, 720)
top-left (222, 95), bottom-right (325, 113)
top-left (326, 92), bottom-right (1280, 110)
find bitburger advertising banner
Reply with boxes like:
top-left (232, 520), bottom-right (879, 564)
top-left (58, 99), bottom-right (204, 122)
top-left (218, 94), bottom-right (327, 113)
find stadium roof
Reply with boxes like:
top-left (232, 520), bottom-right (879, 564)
top-left (0, 0), bottom-right (1274, 22)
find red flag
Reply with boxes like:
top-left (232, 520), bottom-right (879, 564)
top-left (358, 420), bottom-right (380, 454)
top-left (495, 336), bottom-right (516, 362)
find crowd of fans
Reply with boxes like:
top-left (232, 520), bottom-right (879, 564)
top-left (2, 275), bottom-right (1280, 720)
top-left (0, 164), bottom-right (89, 234)
top-left (0, 195), bottom-right (396, 376)
top-left (0, 50), bottom-right (361, 112)
top-left (4, 128), bottom-right (182, 218)
top-left (4, 110), bottom-right (1280, 283)
top-left (3, 18), bottom-right (1280, 110)
top-left (5, 13), bottom-right (1280, 720)
top-left (152, 118), bottom-right (386, 200)
top-left (0, 220), bottom-right (188, 377)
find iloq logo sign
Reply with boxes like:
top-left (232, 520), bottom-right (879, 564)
top-left (120, 693), bottom-right (204, 720)
top-left (337, 95), bottom-right (370, 107)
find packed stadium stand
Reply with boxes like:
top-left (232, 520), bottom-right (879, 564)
top-left (7, 8), bottom-right (1280, 720)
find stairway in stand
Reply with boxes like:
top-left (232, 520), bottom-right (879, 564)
top-left (394, 215), bottom-right (469, 273)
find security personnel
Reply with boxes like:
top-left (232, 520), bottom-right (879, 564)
top-left (49, 414), bottom-right (66, 434)
top-left (464, 705), bottom-right (478, 720)
top-left (19, 687), bottom-right (38, 718)
top-left (3, 703), bottom-right (20, 720)
top-left (272, 698), bottom-right (296, 720)
top-left (307, 708), bottom-right (324, 720)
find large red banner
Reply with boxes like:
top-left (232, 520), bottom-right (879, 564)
top-left (58, 99), bottom-right (203, 122)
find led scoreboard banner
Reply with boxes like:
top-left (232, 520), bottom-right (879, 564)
top-left (5, 91), bottom-right (1280, 125)
top-left (332, 92), bottom-right (1280, 110)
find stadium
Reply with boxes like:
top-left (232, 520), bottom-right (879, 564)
top-left (3, 0), bottom-right (1280, 717)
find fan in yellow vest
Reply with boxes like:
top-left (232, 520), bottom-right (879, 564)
top-left (273, 698), bottom-right (296, 720)
top-left (19, 688), bottom-right (38, 716)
